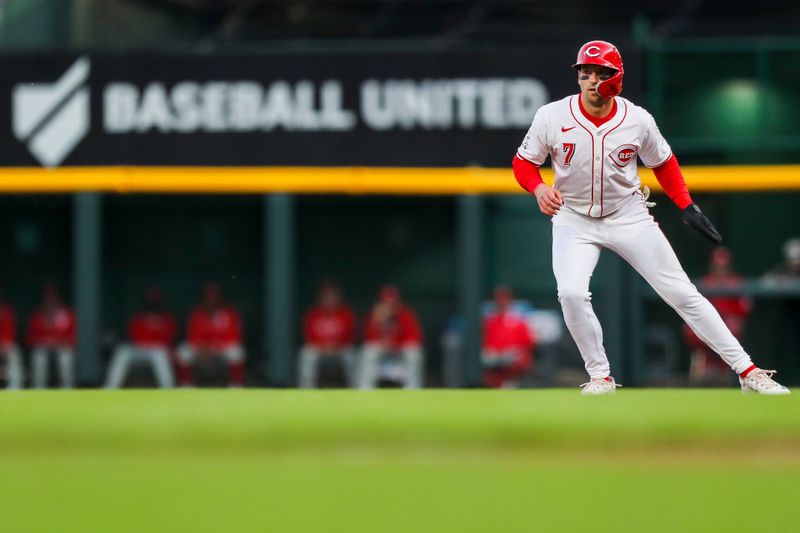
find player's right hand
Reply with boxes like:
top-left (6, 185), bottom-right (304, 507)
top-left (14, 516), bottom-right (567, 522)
top-left (533, 184), bottom-right (563, 216)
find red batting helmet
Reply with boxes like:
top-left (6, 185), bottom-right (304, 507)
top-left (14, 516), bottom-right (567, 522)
top-left (572, 40), bottom-right (624, 98)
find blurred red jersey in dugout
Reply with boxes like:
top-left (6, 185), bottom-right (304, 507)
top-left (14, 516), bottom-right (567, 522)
top-left (186, 306), bottom-right (243, 349)
top-left (129, 311), bottom-right (178, 348)
top-left (482, 303), bottom-right (537, 388)
top-left (0, 303), bottom-right (16, 347)
top-left (303, 306), bottom-right (356, 348)
top-left (482, 312), bottom-right (536, 353)
top-left (364, 287), bottom-right (423, 349)
top-left (26, 307), bottom-right (76, 348)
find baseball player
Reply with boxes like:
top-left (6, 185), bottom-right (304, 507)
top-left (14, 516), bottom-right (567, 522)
top-left (683, 248), bottom-right (750, 383)
top-left (105, 287), bottom-right (177, 388)
top-left (26, 284), bottom-right (76, 389)
top-left (763, 237), bottom-right (800, 282)
top-left (0, 291), bottom-right (24, 390)
top-left (482, 286), bottom-right (537, 388)
top-left (176, 283), bottom-right (245, 387)
top-left (297, 281), bottom-right (357, 388)
top-left (512, 40), bottom-right (789, 394)
top-left (358, 285), bottom-right (424, 389)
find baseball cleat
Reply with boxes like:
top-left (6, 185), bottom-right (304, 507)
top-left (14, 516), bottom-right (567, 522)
top-left (740, 368), bottom-right (790, 395)
top-left (580, 376), bottom-right (620, 395)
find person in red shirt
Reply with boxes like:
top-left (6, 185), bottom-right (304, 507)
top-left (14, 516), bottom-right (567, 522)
top-left (683, 247), bottom-right (751, 383)
top-left (27, 284), bottom-right (76, 388)
top-left (105, 287), bottom-right (178, 388)
top-left (176, 283), bottom-right (245, 387)
top-left (481, 286), bottom-right (537, 388)
top-left (298, 281), bottom-right (357, 388)
top-left (0, 290), bottom-right (23, 390)
top-left (358, 285), bottom-right (424, 389)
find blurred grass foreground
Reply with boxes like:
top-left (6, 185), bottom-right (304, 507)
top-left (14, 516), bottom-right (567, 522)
top-left (1, 389), bottom-right (798, 532)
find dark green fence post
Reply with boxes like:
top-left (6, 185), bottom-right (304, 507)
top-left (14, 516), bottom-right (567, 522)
top-left (603, 255), bottom-right (626, 384)
top-left (458, 194), bottom-right (484, 388)
top-left (73, 192), bottom-right (102, 386)
top-left (647, 41), bottom-right (665, 120)
top-left (266, 193), bottom-right (295, 387)
top-left (628, 274), bottom-right (646, 386)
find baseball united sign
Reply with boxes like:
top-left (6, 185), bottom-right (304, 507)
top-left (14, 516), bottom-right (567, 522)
top-left (0, 49), bottom-right (641, 167)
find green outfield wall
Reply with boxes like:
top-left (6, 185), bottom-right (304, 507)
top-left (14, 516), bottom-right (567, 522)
top-left (2, 190), bottom-right (798, 386)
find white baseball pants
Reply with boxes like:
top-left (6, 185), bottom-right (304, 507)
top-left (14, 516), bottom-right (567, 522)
top-left (31, 346), bottom-right (75, 388)
top-left (105, 344), bottom-right (175, 388)
top-left (297, 345), bottom-right (356, 388)
top-left (176, 343), bottom-right (245, 364)
top-left (2, 345), bottom-right (24, 390)
top-left (358, 344), bottom-right (424, 389)
top-left (552, 193), bottom-right (754, 379)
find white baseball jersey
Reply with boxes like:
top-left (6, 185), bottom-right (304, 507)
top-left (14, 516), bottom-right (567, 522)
top-left (516, 95), bottom-right (672, 217)
top-left (516, 94), bottom-right (755, 382)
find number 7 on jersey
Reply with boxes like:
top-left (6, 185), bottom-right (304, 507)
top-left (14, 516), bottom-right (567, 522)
top-left (562, 143), bottom-right (576, 166)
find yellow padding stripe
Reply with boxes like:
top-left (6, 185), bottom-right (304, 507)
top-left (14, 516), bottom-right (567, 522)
top-left (0, 165), bottom-right (799, 194)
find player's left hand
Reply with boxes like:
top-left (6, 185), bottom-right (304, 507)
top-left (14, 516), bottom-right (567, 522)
top-left (681, 203), bottom-right (723, 244)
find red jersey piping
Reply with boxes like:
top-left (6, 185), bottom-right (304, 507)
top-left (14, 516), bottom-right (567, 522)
top-left (599, 100), bottom-right (628, 216)
top-left (568, 96), bottom-right (596, 215)
top-left (578, 95), bottom-right (618, 127)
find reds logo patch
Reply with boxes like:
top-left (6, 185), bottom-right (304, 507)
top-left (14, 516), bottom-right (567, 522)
top-left (609, 144), bottom-right (638, 168)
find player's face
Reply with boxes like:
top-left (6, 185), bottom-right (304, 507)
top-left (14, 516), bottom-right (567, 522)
top-left (319, 286), bottom-right (341, 308)
top-left (578, 65), bottom-right (615, 103)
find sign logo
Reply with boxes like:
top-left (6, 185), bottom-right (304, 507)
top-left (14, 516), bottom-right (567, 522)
top-left (585, 46), bottom-right (601, 57)
top-left (609, 144), bottom-right (638, 168)
top-left (13, 57), bottom-right (90, 167)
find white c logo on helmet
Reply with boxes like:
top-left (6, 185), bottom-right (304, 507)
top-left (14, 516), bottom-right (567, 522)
top-left (585, 46), bottom-right (601, 57)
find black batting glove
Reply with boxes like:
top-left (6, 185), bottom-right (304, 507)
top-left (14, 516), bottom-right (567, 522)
top-left (681, 203), bottom-right (723, 244)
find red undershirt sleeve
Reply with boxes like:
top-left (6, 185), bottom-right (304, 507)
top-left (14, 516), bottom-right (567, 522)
top-left (512, 155), bottom-right (545, 195)
top-left (652, 154), bottom-right (693, 209)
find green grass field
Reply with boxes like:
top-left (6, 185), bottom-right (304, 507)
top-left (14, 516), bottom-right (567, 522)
top-left (1, 389), bottom-right (798, 532)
